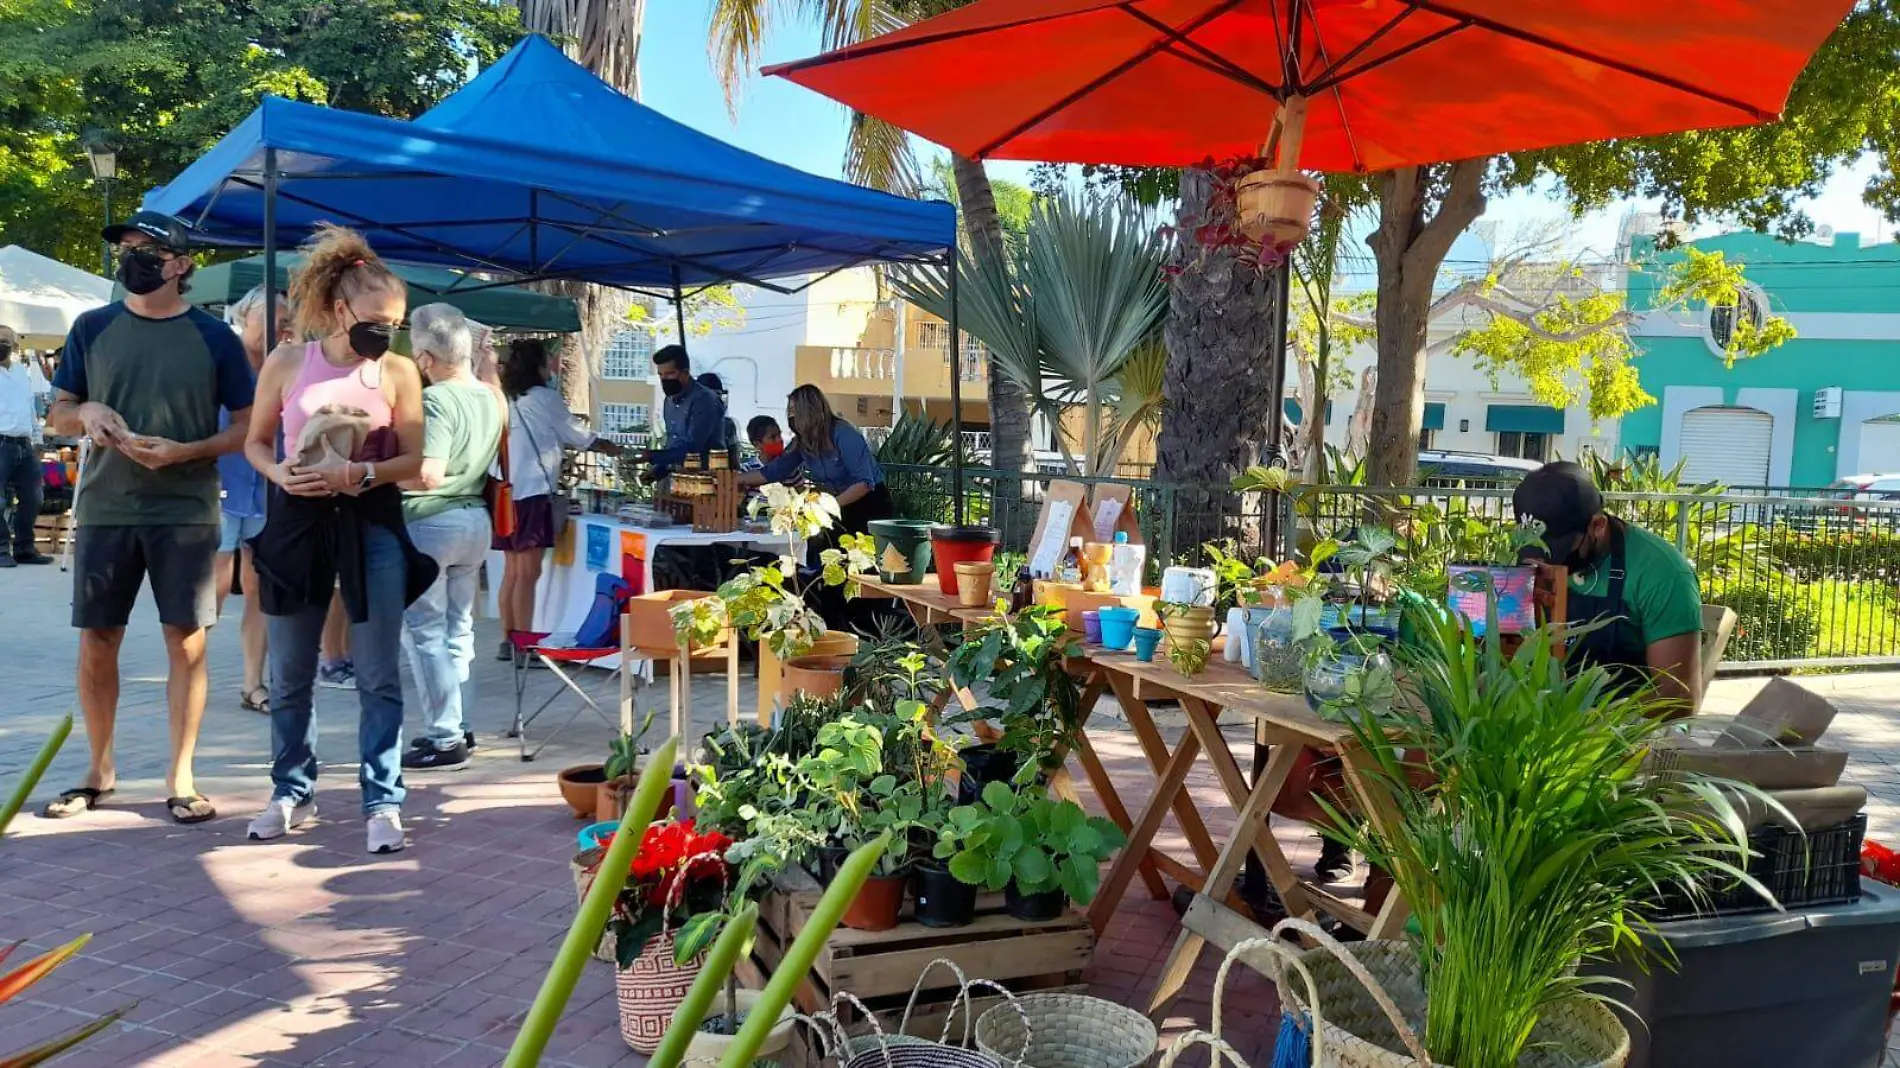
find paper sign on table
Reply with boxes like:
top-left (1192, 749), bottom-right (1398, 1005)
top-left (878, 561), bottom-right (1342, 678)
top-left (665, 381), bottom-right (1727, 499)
top-left (585, 523), bottom-right (610, 572)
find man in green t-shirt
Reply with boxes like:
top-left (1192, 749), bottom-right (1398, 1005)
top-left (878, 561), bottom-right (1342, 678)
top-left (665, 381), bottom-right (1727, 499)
top-left (1514, 461), bottom-right (1704, 716)
top-left (43, 211), bottom-right (254, 826)
top-left (397, 304), bottom-right (504, 771)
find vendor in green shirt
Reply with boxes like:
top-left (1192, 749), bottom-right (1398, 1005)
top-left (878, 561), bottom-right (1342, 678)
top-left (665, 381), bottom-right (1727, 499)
top-left (1513, 460), bottom-right (1704, 717)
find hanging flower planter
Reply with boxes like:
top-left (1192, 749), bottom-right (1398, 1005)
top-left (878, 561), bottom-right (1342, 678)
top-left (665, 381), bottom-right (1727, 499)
top-left (1235, 170), bottom-right (1320, 248)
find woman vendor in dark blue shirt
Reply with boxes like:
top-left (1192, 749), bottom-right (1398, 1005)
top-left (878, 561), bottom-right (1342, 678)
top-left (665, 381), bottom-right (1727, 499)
top-left (739, 384), bottom-right (893, 535)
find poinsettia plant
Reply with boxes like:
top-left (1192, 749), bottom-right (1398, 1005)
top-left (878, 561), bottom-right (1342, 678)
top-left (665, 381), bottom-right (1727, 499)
top-left (599, 818), bottom-right (735, 968)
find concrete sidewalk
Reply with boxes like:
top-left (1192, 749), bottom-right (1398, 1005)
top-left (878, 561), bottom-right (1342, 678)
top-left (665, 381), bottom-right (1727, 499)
top-left (3, 560), bottom-right (1898, 1067)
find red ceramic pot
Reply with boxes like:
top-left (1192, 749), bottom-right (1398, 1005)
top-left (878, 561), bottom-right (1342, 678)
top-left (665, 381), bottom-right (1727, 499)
top-left (930, 525), bottom-right (1001, 596)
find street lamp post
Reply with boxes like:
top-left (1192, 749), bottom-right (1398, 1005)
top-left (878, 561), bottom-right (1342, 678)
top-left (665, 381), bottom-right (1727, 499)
top-left (84, 136), bottom-right (117, 277)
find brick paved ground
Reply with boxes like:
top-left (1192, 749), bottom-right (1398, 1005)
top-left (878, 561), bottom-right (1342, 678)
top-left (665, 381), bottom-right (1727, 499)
top-left (3, 560), bottom-right (1899, 1067)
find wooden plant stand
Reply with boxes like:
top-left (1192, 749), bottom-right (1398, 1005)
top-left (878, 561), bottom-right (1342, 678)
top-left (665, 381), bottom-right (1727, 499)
top-left (738, 865), bottom-right (1094, 1066)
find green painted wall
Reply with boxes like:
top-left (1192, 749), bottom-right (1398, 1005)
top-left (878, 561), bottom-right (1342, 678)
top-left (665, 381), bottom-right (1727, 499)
top-left (1622, 231), bottom-right (1900, 486)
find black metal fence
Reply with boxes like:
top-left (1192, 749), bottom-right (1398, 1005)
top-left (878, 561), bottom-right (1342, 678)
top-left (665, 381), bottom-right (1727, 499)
top-left (883, 464), bottom-right (1900, 670)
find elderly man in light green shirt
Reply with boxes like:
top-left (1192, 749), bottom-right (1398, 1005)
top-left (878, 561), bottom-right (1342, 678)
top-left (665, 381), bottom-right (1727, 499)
top-left (398, 304), bottom-right (505, 771)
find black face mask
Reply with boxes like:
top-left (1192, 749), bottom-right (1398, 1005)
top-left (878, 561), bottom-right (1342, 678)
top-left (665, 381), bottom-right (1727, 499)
top-left (0, 343), bottom-right (12, 361)
top-left (660, 377), bottom-right (685, 397)
top-left (348, 321), bottom-right (397, 360)
top-left (117, 250), bottom-right (171, 296)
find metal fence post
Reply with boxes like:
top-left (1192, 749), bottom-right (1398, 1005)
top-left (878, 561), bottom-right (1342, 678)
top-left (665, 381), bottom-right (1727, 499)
top-left (1675, 505), bottom-right (1691, 552)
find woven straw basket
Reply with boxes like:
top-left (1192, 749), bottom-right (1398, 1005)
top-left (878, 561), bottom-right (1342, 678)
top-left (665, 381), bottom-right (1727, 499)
top-left (569, 848), bottom-right (616, 963)
top-left (1160, 919), bottom-right (1628, 1068)
top-left (835, 960), bottom-right (1028, 1067)
top-left (975, 993), bottom-right (1157, 1068)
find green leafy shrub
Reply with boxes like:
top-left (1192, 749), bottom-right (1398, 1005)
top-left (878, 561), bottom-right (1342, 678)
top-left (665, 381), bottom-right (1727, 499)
top-left (1705, 578), bottom-right (1821, 662)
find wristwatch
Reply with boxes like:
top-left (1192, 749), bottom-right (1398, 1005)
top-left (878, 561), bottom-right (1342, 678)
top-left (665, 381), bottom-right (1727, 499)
top-left (357, 462), bottom-right (376, 492)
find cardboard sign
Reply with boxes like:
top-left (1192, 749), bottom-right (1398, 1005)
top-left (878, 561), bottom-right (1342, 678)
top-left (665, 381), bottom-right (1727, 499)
top-left (1088, 483), bottom-right (1143, 544)
top-left (1029, 481), bottom-right (1090, 578)
top-left (1716, 677), bottom-right (1840, 749)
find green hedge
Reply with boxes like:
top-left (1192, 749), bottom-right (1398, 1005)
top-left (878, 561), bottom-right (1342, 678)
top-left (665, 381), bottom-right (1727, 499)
top-left (1704, 579), bottom-right (1823, 662)
top-left (1764, 527), bottom-right (1900, 583)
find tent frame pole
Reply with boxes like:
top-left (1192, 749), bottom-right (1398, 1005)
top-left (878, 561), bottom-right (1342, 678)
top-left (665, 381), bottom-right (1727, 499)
top-left (263, 148), bottom-right (279, 358)
top-left (946, 249), bottom-right (965, 527)
top-left (671, 267), bottom-right (688, 347)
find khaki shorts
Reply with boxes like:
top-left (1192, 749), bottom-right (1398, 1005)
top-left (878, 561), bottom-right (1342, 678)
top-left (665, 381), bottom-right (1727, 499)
top-left (71, 524), bottom-right (220, 630)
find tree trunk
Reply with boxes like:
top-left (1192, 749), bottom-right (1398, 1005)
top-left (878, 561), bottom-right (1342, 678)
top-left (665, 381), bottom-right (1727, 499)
top-left (1365, 160), bottom-right (1489, 486)
top-left (952, 153), bottom-right (1031, 476)
top-left (1156, 168), bottom-right (1279, 556)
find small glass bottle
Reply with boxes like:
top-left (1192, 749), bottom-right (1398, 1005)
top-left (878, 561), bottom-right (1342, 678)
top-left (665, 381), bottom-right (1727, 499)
top-left (1008, 567), bottom-right (1036, 614)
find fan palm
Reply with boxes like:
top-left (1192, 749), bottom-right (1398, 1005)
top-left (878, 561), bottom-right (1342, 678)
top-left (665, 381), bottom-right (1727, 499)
top-left (892, 195), bottom-right (1169, 475)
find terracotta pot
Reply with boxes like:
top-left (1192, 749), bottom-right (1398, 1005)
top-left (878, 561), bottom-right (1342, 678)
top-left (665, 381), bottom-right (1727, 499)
top-left (930, 525), bottom-right (1001, 595)
top-left (779, 654), bottom-right (851, 703)
top-left (1234, 170), bottom-right (1321, 246)
top-left (954, 562), bottom-right (996, 607)
top-left (559, 764), bottom-right (607, 819)
top-left (616, 931), bottom-right (706, 1054)
top-left (757, 630), bottom-right (859, 724)
top-left (596, 776), bottom-right (635, 824)
top-left (840, 871), bottom-right (909, 932)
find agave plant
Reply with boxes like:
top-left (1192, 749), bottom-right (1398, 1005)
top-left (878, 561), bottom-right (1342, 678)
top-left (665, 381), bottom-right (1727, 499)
top-left (1328, 609), bottom-right (1776, 1068)
top-left (0, 936), bottom-right (124, 1067)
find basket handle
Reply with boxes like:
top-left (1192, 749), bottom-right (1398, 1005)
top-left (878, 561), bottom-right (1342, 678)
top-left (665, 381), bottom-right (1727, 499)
top-left (1156, 1029), bottom-right (1251, 1068)
top-left (959, 978), bottom-right (1030, 1067)
top-left (895, 957), bottom-right (976, 1047)
top-left (818, 990), bottom-right (897, 1068)
top-left (1261, 918), bottom-right (1431, 1065)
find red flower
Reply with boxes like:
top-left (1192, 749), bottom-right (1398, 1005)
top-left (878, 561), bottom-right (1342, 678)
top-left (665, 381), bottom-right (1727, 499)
top-left (624, 819), bottom-right (733, 909)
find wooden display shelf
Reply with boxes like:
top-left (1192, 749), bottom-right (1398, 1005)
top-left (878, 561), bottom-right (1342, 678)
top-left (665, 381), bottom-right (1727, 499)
top-left (744, 864), bottom-right (1094, 1018)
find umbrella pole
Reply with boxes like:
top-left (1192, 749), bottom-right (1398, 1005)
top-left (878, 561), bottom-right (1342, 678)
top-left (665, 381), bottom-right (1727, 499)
top-left (946, 250), bottom-right (965, 527)
top-left (263, 147), bottom-right (279, 356)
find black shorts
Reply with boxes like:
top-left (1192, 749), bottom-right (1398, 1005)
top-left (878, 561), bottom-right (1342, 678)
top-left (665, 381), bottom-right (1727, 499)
top-left (72, 524), bottom-right (220, 631)
top-left (492, 493), bottom-right (555, 552)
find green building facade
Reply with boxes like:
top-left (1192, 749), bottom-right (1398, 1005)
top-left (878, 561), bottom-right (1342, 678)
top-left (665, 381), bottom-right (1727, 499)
top-left (1621, 230), bottom-right (1900, 488)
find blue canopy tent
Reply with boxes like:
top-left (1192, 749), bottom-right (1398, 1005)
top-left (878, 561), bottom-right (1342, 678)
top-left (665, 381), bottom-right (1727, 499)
top-left (143, 35), bottom-right (976, 519)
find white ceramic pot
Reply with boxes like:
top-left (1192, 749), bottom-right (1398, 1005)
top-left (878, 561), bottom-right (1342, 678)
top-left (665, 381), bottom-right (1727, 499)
top-left (684, 988), bottom-right (797, 1068)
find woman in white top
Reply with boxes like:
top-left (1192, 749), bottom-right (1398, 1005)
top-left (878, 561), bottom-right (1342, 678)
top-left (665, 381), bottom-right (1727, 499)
top-left (492, 338), bottom-right (620, 657)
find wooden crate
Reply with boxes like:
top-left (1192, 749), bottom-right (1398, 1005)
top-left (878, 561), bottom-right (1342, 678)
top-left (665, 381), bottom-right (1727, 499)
top-left (749, 865), bottom-right (1094, 1020)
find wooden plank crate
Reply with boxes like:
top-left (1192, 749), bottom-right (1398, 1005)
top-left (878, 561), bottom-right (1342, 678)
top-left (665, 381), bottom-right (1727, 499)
top-left (738, 864), bottom-right (1094, 1066)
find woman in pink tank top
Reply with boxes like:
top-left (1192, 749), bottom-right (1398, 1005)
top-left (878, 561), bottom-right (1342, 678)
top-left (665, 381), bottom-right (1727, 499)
top-left (242, 224), bottom-right (432, 857)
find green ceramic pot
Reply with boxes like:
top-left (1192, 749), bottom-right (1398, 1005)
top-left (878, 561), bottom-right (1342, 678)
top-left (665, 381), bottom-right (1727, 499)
top-left (866, 519), bottom-right (935, 585)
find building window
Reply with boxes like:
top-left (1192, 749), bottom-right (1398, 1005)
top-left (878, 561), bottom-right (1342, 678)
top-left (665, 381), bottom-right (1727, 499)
top-left (1708, 285), bottom-right (1766, 353)
top-left (600, 403), bottom-right (649, 434)
top-left (1418, 428), bottom-right (1437, 451)
top-left (602, 329), bottom-right (653, 381)
top-left (958, 336), bottom-right (988, 381)
top-left (916, 321), bottom-right (950, 350)
top-left (1496, 430), bottom-right (1550, 462)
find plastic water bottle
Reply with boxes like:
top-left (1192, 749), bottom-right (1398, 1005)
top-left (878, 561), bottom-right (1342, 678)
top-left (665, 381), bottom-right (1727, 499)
top-left (1108, 531), bottom-right (1146, 596)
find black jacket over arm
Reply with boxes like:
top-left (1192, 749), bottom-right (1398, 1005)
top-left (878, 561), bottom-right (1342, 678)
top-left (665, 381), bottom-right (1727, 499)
top-left (251, 485), bottom-right (440, 622)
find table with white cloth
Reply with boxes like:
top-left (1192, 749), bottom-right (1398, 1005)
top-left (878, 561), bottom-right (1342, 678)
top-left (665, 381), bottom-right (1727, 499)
top-left (482, 513), bottom-right (785, 671)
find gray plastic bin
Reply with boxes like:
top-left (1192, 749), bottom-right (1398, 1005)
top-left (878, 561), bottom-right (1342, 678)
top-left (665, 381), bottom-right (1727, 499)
top-left (1587, 878), bottom-right (1900, 1068)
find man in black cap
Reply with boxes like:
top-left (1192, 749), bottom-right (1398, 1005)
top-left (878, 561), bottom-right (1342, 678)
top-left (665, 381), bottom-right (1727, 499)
top-left (1513, 460), bottom-right (1704, 716)
top-left (41, 210), bottom-right (255, 825)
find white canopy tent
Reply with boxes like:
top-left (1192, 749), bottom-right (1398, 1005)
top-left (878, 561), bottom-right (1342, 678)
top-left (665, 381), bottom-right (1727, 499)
top-left (0, 245), bottom-right (112, 349)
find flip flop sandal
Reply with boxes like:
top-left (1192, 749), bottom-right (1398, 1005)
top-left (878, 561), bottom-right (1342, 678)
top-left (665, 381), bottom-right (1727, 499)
top-left (41, 787), bottom-right (113, 819)
top-left (240, 687), bottom-right (271, 714)
top-left (167, 795), bottom-right (218, 825)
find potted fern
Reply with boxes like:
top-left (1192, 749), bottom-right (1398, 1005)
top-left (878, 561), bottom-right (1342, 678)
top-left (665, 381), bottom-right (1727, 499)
top-left (1292, 607), bottom-right (1777, 1067)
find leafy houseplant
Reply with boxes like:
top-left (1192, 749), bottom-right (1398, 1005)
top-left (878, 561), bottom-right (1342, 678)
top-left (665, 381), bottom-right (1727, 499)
top-left (936, 781), bottom-right (1128, 921)
top-left (1324, 608), bottom-right (1775, 1067)
top-left (670, 484), bottom-right (876, 662)
top-left (598, 707), bottom-right (661, 823)
top-left (945, 605), bottom-right (1084, 774)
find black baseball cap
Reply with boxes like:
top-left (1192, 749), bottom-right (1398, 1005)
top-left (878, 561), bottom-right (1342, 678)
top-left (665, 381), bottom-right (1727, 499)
top-left (102, 210), bottom-right (192, 253)
top-left (1512, 460), bottom-right (1603, 563)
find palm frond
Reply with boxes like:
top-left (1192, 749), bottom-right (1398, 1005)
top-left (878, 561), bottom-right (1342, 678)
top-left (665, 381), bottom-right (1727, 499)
top-left (706, 0), bottom-right (774, 115)
top-left (1098, 338), bottom-right (1166, 472)
top-left (845, 111), bottom-right (921, 195)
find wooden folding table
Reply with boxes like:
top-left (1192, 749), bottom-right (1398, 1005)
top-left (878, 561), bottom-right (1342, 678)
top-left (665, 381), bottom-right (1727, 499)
top-left (1081, 652), bottom-right (1411, 1018)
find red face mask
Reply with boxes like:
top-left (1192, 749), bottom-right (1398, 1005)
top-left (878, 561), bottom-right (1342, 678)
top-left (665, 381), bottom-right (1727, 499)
top-left (761, 441), bottom-right (785, 461)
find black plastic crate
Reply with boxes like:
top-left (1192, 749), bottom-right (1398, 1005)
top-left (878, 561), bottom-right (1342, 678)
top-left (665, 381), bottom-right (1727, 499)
top-left (1644, 814), bottom-right (1865, 921)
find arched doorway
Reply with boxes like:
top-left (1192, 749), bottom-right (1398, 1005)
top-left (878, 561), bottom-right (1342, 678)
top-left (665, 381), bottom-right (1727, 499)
top-left (1680, 406), bottom-right (1773, 487)
top-left (1856, 414), bottom-right (1900, 474)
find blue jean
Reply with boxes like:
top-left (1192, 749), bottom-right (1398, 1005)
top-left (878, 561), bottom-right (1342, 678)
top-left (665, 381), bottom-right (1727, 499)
top-left (401, 506), bottom-right (489, 749)
top-left (267, 524), bottom-right (408, 814)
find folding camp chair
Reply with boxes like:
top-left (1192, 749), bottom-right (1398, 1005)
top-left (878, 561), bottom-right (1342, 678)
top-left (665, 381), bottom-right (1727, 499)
top-left (510, 572), bottom-right (636, 761)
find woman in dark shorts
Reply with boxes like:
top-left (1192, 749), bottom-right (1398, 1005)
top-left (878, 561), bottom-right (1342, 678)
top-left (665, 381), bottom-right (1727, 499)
top-left (493, 339), bottom-right (621, 658)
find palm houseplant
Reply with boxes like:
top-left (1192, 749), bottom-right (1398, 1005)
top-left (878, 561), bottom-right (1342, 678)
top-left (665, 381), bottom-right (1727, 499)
top-left (936, 781), bottom-right (1128, 922)
top-left (1294, 606), bottom-right (1778, 1068)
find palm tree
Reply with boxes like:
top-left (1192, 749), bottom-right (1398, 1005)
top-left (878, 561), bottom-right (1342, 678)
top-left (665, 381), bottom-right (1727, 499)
top-left (707, 0), bottom-right (1034, 478)
top-left (509, 0), bottom-right (648, 405)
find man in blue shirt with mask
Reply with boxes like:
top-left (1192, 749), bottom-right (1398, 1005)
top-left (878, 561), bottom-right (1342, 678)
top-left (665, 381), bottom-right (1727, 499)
top-left (644, 344), bottom-right (727, 479)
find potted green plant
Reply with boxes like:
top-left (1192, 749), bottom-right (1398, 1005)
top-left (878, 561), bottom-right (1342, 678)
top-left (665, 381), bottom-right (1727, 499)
top-left (945, 605), bottom-right (1084, 786)
top-left (937, 782), bottom-right (1128, 922)
top-left (1295, 606), bottom-right (1778, 1067)
top-left (599, 818), bottom-right (735, 1054)
top-left (595, 708), bottom-right (659, 823)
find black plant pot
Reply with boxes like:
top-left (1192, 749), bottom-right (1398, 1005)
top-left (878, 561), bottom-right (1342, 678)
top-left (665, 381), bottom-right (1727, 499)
top-left (1004, 883), bottom-right (1067, 922)
top-left (913, 861), bottom-right (978, 929)
top-left (810, 845), bottom-right (850, 886)
top-left (958, 744), bottom-right (1022, 805)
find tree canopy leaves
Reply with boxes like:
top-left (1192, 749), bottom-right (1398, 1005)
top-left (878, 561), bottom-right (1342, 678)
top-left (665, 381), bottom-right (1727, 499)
top-left (0, 0), bottom-right (522, 269)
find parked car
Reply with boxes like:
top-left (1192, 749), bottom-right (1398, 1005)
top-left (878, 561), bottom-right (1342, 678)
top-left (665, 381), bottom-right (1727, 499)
top-left (1415, 450), bottom-right (1542, 487)
top-left (1782, 473), bottom-right (1900, 533)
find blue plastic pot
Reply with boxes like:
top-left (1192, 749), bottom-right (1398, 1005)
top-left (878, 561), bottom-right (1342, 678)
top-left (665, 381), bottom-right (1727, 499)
top-left (1131, 626), bottom-right (1164, 662)
top-left (577, 820), bottom-right (619, 852)
top-left (1098, 606), bottom-right (1140, 650)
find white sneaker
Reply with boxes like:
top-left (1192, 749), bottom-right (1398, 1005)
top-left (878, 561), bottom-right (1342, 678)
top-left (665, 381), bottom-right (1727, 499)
top-left (366, 809), bottom-right (406, 854)
top-left (247, 797), bottom-right (317, 840)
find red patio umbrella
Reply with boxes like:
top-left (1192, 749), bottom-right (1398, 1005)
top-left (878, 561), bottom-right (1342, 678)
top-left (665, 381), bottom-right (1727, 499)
top-left (764, 0), bottom-right (1855, 173)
